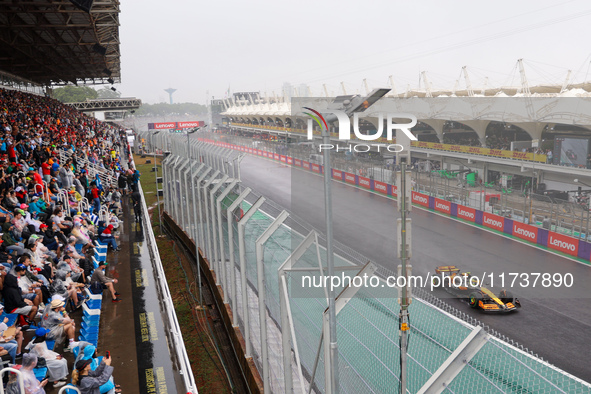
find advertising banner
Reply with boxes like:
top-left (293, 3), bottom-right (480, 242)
top-left (434, 198), bottom-right (451, 214)
top-left (148, 122), bottom-right (176, 130)
top-left (512, 221), bottom-right (538, 243)
top-left (358, 176), bottom-right (371, 189)
top-left (294, 159), bottom-right (302, 167)
top-left (311, 164), bottom-right (321, 173)
top-left (374, 181), bottom-right (388, 195)
top-left (332, 169), bottom-right (343, 180)
top-left (177, 121), bottom-right (205, 129)
top-left (456, 205), bottom-right (476, 222)
top-left (482, 212), bottom-right (504, 232)
top-left (411, 192), bottom-right (429, 208)
top-left (303, 161), bottom-right (310, 170)
top-left (344, 172), bottom-right (356, 185)
top-left (391, 185), bottom-right (398, 197)
top-left (548, 231), bottom-right (579, 256)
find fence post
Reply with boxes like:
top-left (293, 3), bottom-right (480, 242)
top-left (216, 179), bottom-right (239, 302)
top-left (237, 196), bottom-right (266, 358)
top-left (209, 175), bottom-right (229, 282)
top-left (195, 167), bottom-right (212, 254)
top-left (255, 210), bottom-right (289, 393)
top-left (226, 188), bottom-right (251, 327)
top-left (200, 170), bottom-right (220, 259)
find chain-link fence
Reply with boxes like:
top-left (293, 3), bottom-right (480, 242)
top-left (145, 130), bottom-right (591, 393)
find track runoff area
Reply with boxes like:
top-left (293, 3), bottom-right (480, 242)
top-left (208, 138), bottom-right (591, 384)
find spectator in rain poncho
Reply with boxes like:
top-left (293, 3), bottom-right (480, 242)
top-left (74, 174), bottom-right (86, 198)
top-left (20, 353), bottom-right (48, 393)
top-left (40, 297), bottom-right (76, 350)
top-left (56, 266), bottom-right (84, 305)
top-left (49, 269), bottom-right (69, 301)
top-left (26, 327), bottom-right (68, 387)
top-left (74, 344), bottom-right (118, 394)
top-left (59, 162), bottom-right (74, 190)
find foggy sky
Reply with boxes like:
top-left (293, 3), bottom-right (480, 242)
top-left (116, 0), bottom-right (591, 104)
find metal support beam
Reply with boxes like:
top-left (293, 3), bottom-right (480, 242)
top-left (209, 174), bottom-right (229, 283)
top-left (226, 188), bottom-right (251, 327)
top-left (194, 167), bottom-right (212, 253)
top-left (237, 196), bottom-right (266, 358)
top-left (200, 170), bottom-right (220, 259)
top-left (417, 326), bottom-right (489, 394)
top-left (189, 163), bottom-right (205, 241)
top-left (255, 210), bottom-right (289, 393)
top-left (278, 231), bottom-right (317, 394)
top-left (216, 179), bottom-right (239, 303)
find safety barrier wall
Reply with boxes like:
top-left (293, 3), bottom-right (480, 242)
top-left (201, 138), bottom-right (591, 263)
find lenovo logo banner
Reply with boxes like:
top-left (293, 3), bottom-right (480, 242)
top-left (311, 164), bottom-right (321, 173)
top-left (148, 121), bottom-right (204, 129)
top-left (548, 232), bottom-right (578, 256)
top-left (294, 159), bottom-right (302, 167)
top-left (391, 185), bottom-right (398, 197)
top-left (332, 169), bottom-right (343, 179)
top-left (359, 176), bottom-right (371, 189)
top-left (149, 122), bottom-right (176, 130)
top-left (374, 181), bottom-right (387, 194)
top-left (412, 192), bottom-right (429, 207)
top-left (512, 222), bottom-right (538, 242)
top-left (344, 173), bottom-right (356, 185)
top-left (456, 205), bottom-right (476, 222)
top-left (434, 198), bottom-right (451, 213)
top-left (482, 213), bottom-right (504, 231)
top-left (177, 121), bottom-right (205, 128)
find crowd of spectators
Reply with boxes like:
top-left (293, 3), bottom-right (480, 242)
top-left (0, 88), bottom-right (137, 392)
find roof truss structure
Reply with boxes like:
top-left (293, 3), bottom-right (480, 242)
top-left (0, 0), bottom-right (121, 86)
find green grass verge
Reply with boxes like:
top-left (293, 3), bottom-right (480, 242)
top-left (133, 154), bottom-right (162, 208)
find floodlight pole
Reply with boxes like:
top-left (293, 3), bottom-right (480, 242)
top-left (321, 123), bottom-right (339, 393)
top-left (188, 127), bottom-right (203, 305)
top-left (399, 160), bottom-right (410, 394)
top-left (396, 128), bottom-right (413, 394)
top-left (153, 130), bottom-right (162, 236)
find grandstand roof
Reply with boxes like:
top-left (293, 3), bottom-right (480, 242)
top-left (0, 0), bottom-right (121, 86)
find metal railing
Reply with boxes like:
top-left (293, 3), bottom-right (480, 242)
top-left (133, 156), bottom-right (199, 394)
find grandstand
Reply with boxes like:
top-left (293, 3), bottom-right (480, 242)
top-left (0, 2), bottom-right (197, 393)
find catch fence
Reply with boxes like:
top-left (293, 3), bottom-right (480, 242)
top-left (140, 130), bottom-right (591, 393)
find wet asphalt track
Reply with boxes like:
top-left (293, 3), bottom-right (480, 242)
top-left (240, 154), bottom-right (591, 383)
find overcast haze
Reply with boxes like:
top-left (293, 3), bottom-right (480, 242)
top-left (117, 0), bottom-right (591, 104)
